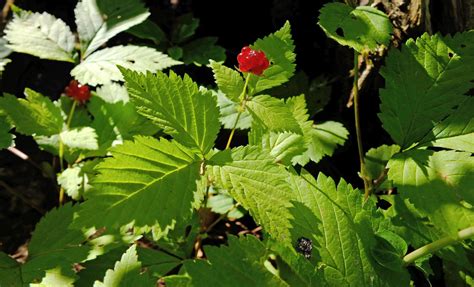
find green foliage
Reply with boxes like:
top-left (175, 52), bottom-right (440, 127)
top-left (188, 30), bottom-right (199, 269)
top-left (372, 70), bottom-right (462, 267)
top-left (71, 45), bottom-right (181, 86)
top-left (185, 236), bottom-right (288, 286)
top-left (210, 60), bottom-right (245, 102)
top-left (0, 115), bottom-right (14, 149)
top-left (74, 136), bottom-right (201, 230)
top-left (5, 11), bottom-right (76, 62)
top-left (121, 69), bottom-right (220, 155)
top-left (379, 32), bottom-right (474, 148)
top-left (388, 150), bottom-right (474, 237)
top-left (364, 144), bottom-right (400, 181)
top-left (288, 171), bottom-right (410, 286)
top-left (75, 0), bottom-right (150, 57)
top-left (0, 89), bottom-right (63, 136)
top-left (248, 21), bottom-right (296, 94)
top-left (93, 245), bottom-right (155, 287)
top-left (318, 3), bottom-right (392, 52)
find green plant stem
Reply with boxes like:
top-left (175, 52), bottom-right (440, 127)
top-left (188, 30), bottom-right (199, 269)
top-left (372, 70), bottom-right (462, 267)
top-left (225, 73), bottom-right (251, 149)
top-left (403, 227), bottom-right (474, 265)
top-left (58, 100), bottom-right (78, 204)
top-left (352, 52), bottom-right (370, 198)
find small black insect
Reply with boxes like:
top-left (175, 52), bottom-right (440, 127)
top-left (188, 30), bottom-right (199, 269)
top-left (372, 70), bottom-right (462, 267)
top-left (295, 237), bottom-right (313, 259)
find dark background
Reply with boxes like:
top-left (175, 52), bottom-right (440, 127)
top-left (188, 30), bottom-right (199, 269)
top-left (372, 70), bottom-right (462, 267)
top-left (0, 0), bottom-right (469, 284)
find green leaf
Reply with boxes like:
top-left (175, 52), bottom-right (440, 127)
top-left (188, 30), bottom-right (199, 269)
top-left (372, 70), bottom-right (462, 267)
top-left (4, 11), bottom-right (75, 62)
top-left (71, 45), bottom-right (182, 86)
top-left (419, 97), bottom-right (474, 152)
top-left (207, 146), bottom-right (294, 241)
top-left (318, 3), bottom-right (392, 52)
top-left (171, 14), bottom-right (199, 44)
top-left (210, 60), bottom-right (244, 102)
top-left (74, 136), bottom-right (201, 230)
top-left (0, 115), bottom-right (14, 149)
top-left (379, 32), bottom-right (474, 148)
top-left (60, 127), bottom-right (99, 150)
top-left (95, 82), bottom-right (129, 103)
top-left (87, 97), bottom-right (158, 156)
top-left (75, 0), bottom-right (150, 57)
top-left (364, 144), bottom-right (400, 181)
top-left (122, 69), bottom-right (220, 155)
top-left (214, 90), bottom-right (252, 130)
top-left (249, 126), bottom-right (306, 166)
top-left (0, 89), bottom-right (63, 136)
top-left (30, 267), bottom-right (75, 287)
top-left (185, 235), bottom-right (288, 286)
top-left (286, 95), bottom-right (348, 165)
top-left (388, 150), bottom-right (474, 237)
top-left (181, 37), bottom-right (226, 66)
top-left (22, 204), bottom-right (90, 283)
top-left (94, 245), bottom-right (154, 287)
top-left (58, 161), bottom-right (97, 200)
top-left (0, 252), bottom-right (22, 286)
top-left (288, 171), bottom-right (410, 286)
top-left (246, 95), bottom-right (302, 134)
top-left (248, 21), bottom-right (296, 94)
top-left (127, 19), bottom-right (168, 45)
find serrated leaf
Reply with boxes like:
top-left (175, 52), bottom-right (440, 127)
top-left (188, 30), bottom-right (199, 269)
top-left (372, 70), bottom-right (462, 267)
top-left (248, 21), bottom-right (296, 94)
top-left (185, 235), bottom-right (288, 287)
top-left (246, 95), bottom-right (301, 134)
top-left (210, 60), bottom-right (244, 102)
top-left (30, 267), bottom-right (75, 287)
top-left (214, 90), bottom-right (252, 130)
top-left (207, 146), bottom-right (295, 241)
top-left (171, 14), bottom-right (199, 44)
top-left (76, 0), bottom-right (150, 57)
top-left (379, 32), bottom-right (474, 148)
top-left (74, 136), bottom-right (201, 230)
top-left (95, 82), bottom-right (130, 103)
top-left (0, 38), bottom-right (12, 73)
top-left (288, 171), bottom-right (410, 286)
top-left (318, 3), bottom-right (392, 52)
top-left (249, 126), bottom-right (306, 165)
top-left (94, 245), bottom-right (154, 287)
top-left (365, 144), bottom-right (400, 181)
top-left (122, 69), bottom-right (220, 155)
top-left (72, 45), bottom-right (181, 86)
top-left (5, 11), bottom-right (75, 62)
top-left (286, 95), bottom-right (348, 165)
top-left (22, 204), bottom-right (90, 283)
top-left (388, 150), bottom-right (474, 237)
top-left (419, 97), bottom-right (474, 152)
top-left (0, 89), bottom-right (63, 136)
top-left (181, 37), bottom-right (226, 66)
top-left (61, 127), bottom-right (99, 150)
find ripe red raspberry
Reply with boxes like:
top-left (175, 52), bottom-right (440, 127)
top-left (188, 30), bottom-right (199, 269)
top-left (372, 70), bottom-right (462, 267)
top-left (237, 46), bottom-right (270, 76)
top-left (65, 80), bottom-right (91, 103)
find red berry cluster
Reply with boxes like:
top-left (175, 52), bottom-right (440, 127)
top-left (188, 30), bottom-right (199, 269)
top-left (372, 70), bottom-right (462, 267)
top-left (237, 46), bottom-right (270, 76)
top-left (65, 80), bottom-right (91, 103)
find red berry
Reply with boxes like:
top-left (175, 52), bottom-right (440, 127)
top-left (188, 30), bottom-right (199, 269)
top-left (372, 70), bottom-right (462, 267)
top-left (237, 46), bottom-right (270, 76)
top-left (65, 80), bottom-right (91, 103)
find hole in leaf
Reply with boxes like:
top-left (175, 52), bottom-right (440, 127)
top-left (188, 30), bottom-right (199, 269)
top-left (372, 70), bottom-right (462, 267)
top-left (448, 52), bottom-right (454, 58)
top-left (335, 27), bottom-right (344, 37)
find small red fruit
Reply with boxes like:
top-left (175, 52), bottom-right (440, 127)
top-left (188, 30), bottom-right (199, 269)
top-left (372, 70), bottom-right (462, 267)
top-left (65, 80), bottom-right (91, 103)
top-left (237, 46), bottom-right (270, 76)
